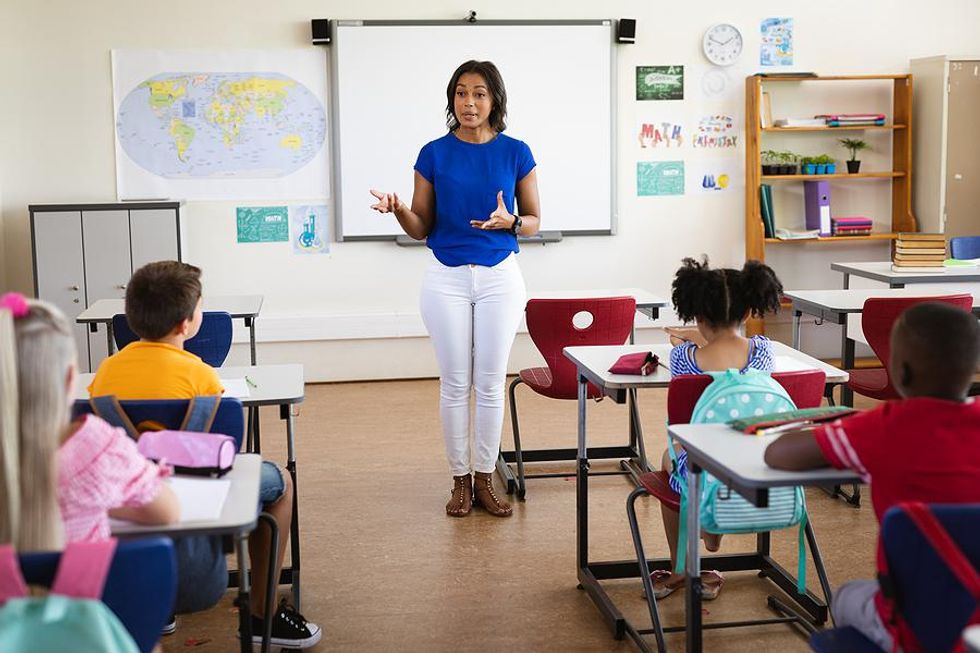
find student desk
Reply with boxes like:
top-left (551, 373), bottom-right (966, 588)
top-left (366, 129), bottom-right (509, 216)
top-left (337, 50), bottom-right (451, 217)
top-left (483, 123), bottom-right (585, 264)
top-left (78, 363), bottom-right (306, 608)
top-left (76, 295), bottom-right (264, 364)
top-left (669, 424), bottom-right (861, 653)
top-left (112, 454), bottom-right (262, 653)
top-left (562, 342), bottom-right (846, 652)
top-left (831, 261), bottom-right (980, 289)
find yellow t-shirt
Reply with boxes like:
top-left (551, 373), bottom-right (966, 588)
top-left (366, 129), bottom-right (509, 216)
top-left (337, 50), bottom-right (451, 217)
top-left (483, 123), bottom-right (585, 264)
top-left (88, 341), bottom-right (224, 399)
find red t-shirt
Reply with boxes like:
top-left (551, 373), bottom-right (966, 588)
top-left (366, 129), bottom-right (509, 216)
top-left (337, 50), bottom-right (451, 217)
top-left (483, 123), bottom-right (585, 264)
top-left (813, 397), bottom-right (980, 620)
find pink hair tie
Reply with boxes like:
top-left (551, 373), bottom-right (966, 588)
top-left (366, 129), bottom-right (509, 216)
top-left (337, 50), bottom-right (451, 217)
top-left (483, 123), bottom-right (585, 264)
top-left (0, 292), bottom-right (29, 319)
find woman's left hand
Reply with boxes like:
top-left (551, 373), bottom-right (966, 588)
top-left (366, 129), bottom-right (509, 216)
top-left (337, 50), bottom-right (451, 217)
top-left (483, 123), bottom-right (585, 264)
top-left (470, 191), bottom-right (515, 230)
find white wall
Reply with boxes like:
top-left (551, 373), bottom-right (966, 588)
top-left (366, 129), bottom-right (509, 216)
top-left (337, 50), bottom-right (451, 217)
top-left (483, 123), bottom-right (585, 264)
top-left (3, 1), bottom-right (979, 380)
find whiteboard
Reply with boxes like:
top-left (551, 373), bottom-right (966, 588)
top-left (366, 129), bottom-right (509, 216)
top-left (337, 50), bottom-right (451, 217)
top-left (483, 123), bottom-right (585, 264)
top-left (332, 20), bottom-right (616, 239)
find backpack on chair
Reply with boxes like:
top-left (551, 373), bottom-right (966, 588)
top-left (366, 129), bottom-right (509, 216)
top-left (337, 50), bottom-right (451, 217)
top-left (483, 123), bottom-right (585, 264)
top-left (672, 368), bottom-right (809, 592)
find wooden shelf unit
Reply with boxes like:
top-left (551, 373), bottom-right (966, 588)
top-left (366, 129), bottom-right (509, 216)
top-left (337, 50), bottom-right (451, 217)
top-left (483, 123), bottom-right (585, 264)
top-left (745, 74), bottom-right (916, 335)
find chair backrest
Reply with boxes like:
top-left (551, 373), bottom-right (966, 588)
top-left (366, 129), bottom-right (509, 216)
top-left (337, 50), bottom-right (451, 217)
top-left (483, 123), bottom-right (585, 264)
top-left (881, 503), bottom-right (980, 653)
top-left (860, 294), bottom-right (973, 395)
top-left (951, 236), bottom-right (980, 260)
top-left (524, 297), bottom-right (636, 399)
top-left (18, 538), bottom-right (176, 653)
top-left (112, 311), bottom-right (233, 367)
top-left (667, 370), bottom-right (827, 425)
top-left (72, 397), bottom-right (245, 451)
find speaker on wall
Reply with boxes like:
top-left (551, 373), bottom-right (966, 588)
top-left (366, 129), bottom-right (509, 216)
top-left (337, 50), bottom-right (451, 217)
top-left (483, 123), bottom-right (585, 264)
top-left (311, 19), bottom-right (332, 45)
top-left (616, 19), bottom-right (636, 44)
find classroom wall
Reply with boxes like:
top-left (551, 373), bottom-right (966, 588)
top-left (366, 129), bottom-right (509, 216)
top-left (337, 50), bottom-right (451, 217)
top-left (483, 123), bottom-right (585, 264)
top-left (3, 1), bottom-right (979, 380)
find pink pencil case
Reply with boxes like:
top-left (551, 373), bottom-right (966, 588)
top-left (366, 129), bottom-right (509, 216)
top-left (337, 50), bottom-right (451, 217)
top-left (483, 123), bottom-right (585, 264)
top-left (137, 430), bottom-right (236, 477)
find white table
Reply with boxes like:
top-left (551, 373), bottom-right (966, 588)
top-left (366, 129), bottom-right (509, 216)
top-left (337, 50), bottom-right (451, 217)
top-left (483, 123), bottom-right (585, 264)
top-left (76, 295), bottom-right (264, 364)
top-left (113, 454), bottom-right (262, 653)
top-left (669, 424), bottom-right (862, 653)
top-left (562, 342), bottom-right (847, 653)
top-left (831, 261), bottom-right (980, 289)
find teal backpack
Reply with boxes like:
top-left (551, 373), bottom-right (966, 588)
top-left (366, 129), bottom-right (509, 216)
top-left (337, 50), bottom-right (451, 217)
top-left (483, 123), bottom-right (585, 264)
top-left (0, 540), bottom-right (140, 653)
top-left (671, 368), bottom-right (809, 592)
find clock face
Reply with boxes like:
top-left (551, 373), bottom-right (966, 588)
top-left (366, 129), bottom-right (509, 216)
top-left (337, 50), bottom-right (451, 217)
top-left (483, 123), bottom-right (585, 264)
top-left (703, 23), bottom-right (743, 67)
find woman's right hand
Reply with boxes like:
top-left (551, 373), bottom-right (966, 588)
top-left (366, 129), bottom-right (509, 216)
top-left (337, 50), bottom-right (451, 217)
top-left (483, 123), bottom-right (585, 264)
top-left (369, 189), bottom-right (402, 215)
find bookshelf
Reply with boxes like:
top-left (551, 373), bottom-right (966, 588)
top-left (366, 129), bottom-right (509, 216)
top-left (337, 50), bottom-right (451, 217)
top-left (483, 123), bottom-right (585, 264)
top-left (745, 74), bottom-right (916, 334)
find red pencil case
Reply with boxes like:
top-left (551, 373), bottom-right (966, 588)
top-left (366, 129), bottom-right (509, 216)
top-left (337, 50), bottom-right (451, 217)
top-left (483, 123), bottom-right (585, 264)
top-left (608, 352), bottom-right (659, 376)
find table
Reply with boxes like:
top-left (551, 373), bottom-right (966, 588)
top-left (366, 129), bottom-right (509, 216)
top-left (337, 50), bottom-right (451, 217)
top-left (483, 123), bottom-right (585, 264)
top-left (563, 342), bottom-right (847, 652)
top-left (76, 295), bottom-right (264, 364)
top-left (79, 363), bottom-right (306, 608)
top-left (831, 261), bottom-right (980, 289)
top-left (670, 424), bottom-right (862, 653)
top-left (113, 454), bottom-right (262, 653)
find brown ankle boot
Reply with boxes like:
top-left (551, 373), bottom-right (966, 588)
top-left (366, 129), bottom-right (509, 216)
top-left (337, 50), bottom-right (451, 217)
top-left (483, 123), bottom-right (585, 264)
top-left (446, 474), bottom-right (472, 517)
top-left (473, 471), bottom-right (512, 517)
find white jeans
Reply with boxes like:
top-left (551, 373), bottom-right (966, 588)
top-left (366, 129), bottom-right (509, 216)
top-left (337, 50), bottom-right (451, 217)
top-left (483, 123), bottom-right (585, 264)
top-left (420, 254), bottom-right (527, 476)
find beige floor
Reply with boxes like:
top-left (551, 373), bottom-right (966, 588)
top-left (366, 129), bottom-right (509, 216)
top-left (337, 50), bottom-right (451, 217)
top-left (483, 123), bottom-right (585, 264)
top-left (163, 379), bottom-right (879, 653)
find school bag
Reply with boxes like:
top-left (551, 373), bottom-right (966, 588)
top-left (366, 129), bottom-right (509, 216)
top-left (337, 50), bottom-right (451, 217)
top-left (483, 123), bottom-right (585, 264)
top-left (0, 539), bottom-right (140, 653)
top-left (671, 368), bottom-right (809, 592)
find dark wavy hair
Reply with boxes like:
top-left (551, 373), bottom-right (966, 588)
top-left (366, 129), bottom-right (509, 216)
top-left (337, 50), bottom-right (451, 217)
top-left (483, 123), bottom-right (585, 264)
top-left (445, 60), bottom-right (507, 133)
top-left (671, 256), bottom-right (783, 327)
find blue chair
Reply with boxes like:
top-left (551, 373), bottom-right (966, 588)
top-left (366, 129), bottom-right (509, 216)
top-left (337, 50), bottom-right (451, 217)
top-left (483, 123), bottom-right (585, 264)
top-left (19, 537), bottom-right (176, 653)
top-left (112, 311), bottom-right (234, 367)
top-left (950, 236), bottom-right (980, 260)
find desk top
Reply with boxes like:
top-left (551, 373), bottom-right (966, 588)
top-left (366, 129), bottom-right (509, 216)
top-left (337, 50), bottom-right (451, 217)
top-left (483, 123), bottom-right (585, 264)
top-left (562, 342), bottom-right (848, 392)
top-left (669, 423), bottom-right (861, 505)
top-left (528, 288), bottom-right (667, 310)
top-left (785, 288), bottom-right (979, 313)
top-left (75, 363), bottom-right (305, 407)
top-left (830, 261), bottom-right (980, 284)
top-left (77, 295), bottom-right (264, 323)
top-left (112, 454), bottom-right (260, 538)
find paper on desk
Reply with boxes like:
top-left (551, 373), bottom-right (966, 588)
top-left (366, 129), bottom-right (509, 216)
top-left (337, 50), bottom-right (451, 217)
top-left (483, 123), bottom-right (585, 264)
top-left (222, 378), bottom-right (250, 398)
top-left (167, 476), bottom-right (231, 522)
top-left (773, 355), bottom-right (816, 373)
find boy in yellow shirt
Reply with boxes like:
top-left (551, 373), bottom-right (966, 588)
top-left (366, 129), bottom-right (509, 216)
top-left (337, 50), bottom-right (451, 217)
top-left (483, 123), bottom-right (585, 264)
top-left (90, 261), bottom-right (320, 649)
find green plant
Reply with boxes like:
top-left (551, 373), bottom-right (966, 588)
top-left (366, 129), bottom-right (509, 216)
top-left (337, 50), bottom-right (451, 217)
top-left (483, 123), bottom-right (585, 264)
top-left (777, 151), bottom-right (799, 164)
top-left (839, 138), bottom-right (869, 161)
top-left (761, 149), bottom-right (781, 164)
top-left (814, 154), bottom-right (834, 165)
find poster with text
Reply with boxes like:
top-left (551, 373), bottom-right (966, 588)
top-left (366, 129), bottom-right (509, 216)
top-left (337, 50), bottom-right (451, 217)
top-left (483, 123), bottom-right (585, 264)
top-left (637, 161), bottom-right (685, 197)
top-left (636, 66), bottom-right (684, 101)
top-left (290, 205), bottom-right (329, 255)
top-left (693, 114), bottom-right (738, 149)
top-left (236, 206), bottom-right (289, 243)
top-left (760, 18), bottom-right (793, 66)
top-left (637, 119), bottom-right (685, 149)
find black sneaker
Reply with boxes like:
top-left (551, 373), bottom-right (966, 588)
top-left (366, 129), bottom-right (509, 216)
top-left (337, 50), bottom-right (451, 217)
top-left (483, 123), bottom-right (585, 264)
top-left (247, 598), bottom-right (322, 649)
top-left (161, 614), bottom-right (177, 635)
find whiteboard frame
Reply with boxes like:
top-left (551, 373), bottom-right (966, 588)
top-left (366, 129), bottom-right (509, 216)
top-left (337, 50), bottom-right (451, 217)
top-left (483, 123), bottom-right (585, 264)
top-left (329, 19), bottom-right (618, 241)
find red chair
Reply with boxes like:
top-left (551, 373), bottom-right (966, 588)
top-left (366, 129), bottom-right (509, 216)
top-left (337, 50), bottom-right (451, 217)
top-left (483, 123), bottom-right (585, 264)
top-left (847, 294), bottom-right (972, 401)
top-left (498, 297), bottom-right (637, 499)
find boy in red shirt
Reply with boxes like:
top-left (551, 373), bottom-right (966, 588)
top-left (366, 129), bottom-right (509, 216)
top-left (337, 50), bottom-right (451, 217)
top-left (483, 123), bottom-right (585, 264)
top-left (765, 302), bottom-right (980, 650)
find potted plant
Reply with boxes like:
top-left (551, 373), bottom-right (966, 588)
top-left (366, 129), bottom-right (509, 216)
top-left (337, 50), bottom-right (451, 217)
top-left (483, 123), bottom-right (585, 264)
top-left (778, 151), bottom-right (799, 175)
top-left (761, 150), bottom-right (780, 175)
top-left (839, 138), bottom-right (869, 173)
top-left (814, 154), bottom-right (835, 175)
top-left (801, 156), bottom-right (816, 175)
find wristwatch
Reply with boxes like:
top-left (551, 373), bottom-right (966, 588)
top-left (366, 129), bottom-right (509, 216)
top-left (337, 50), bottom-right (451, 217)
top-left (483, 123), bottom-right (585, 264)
top-left (510, 214), bottom-right (523, 235)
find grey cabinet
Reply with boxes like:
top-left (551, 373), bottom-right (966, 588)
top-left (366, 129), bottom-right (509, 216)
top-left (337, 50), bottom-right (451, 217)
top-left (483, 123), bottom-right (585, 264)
top-left (30, 202), bottom-right (183, 371)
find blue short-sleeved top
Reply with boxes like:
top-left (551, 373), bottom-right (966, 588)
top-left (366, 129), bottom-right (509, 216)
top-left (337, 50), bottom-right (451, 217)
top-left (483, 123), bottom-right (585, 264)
top-left (669, 335), bottom-right (775, 376)
top-left (414, 132), bottom-right (536, 267)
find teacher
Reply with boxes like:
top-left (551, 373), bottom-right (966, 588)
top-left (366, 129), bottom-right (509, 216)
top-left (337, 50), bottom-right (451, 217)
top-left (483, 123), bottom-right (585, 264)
top-left (370, 60), bottom-right (540, 519)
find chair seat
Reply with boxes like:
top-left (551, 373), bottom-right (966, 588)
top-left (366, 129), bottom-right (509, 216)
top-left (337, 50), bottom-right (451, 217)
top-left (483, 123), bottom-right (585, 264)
top-left (809, 626), bottom-right (880, 652)
top-left (519, 367), bottom-right (603, 400)
top-left (847, 368), bottom-right (899, 401)
top-left (637, 471), bottom-right (681, 512)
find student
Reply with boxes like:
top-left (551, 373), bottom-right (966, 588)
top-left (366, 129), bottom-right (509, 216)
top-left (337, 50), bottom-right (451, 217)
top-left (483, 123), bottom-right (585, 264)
top-left (654, 256), bottom-right (784, 600)
top-left (0, 294), bottom-right (177, 549)
top-left (89, 262), bottom-right (321, 649)
top-left (765, 302), bottom-right (980, 651)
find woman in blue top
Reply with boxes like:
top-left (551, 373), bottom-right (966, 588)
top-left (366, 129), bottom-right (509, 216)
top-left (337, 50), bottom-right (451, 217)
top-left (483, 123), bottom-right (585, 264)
top-left (369, 61), bottom-right (541, 519)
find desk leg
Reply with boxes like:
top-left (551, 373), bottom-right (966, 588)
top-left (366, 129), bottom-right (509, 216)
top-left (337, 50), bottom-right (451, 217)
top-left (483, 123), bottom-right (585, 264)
top-left (841, 333), bottom-right (855, 408)
top-left (842, 273), bottom-right (850, 290)
top-left (246, 317), bottom-right (257, 365)
top-left (235, 533), bottom-right (252, 653)
top-left (577, 374), bottom-right (589, 571)
top-left (284, 405), bottom-right (301, 609)
top-left (106, 323), bottom-right (115, 355)
top-left (686, 462), bottom-right (703, 653)
top-left (792, 310), bottom-right (802, 350)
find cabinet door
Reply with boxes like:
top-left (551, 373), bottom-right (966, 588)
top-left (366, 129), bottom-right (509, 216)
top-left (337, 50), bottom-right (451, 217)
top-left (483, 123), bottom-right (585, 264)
top-left (82, 210), bottom-right (132, 368)
top-left (130, 208), bottom-right (179, 269)
top-left (31, 211), bottom-right (90, 370)
top-left (944, 61), bottom-right (980, 239)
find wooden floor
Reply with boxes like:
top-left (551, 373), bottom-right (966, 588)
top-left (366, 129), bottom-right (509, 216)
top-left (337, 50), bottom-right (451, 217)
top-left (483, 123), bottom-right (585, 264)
top-left (163, 379), bottom-right (880, 652)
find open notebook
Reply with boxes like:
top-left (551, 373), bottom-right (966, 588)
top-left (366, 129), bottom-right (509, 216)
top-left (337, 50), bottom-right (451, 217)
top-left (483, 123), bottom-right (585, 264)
top-left (109, 476), bottom-right (231, 528)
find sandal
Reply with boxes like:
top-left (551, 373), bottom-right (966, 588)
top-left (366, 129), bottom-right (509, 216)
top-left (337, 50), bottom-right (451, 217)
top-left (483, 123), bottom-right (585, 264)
top-left (646, 570), bottom-right (684, 599)
top-left (645, 570), bottom-right (725, 600)
top-left (446, 474), bottom-right (472, 517)
top-left (473, 471), bottom-right (512, 517)
top-left (700, 570), bottom-right (725, 600)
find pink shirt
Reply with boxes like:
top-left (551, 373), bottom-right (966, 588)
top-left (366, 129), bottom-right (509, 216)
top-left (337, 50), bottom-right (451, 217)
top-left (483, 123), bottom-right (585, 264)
top-left (58, 415), bottom-right (171, 542)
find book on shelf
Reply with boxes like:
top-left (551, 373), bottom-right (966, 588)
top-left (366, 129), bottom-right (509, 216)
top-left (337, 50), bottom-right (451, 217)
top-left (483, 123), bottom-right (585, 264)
top-left (832, 216), bottom-right (873, 224)
top-left (760, 91), bottom-right (773, 128)
top-left (759, 184), bottom-right (775, 238)
top-left (775, 228), bottom-right (820, 240)
top-left (816, 113), bottom-right (886, 121)
top-left (833, 228), bottom-right (873, 236)
top-left (895, 241), bottom-right (946, 250)
top-left (773, 118), bottom-right (826, 127)
top-left (826, 119), bottom-right (886, 127)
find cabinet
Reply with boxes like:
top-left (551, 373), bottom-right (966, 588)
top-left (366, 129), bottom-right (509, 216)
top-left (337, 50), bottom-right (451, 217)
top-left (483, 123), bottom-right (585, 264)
top-left (745, 74), bottom-right (915, 334)
top-left (911, 56), bottom-right (980, 239)
top-left (30, 202), bottom-right (184, 371)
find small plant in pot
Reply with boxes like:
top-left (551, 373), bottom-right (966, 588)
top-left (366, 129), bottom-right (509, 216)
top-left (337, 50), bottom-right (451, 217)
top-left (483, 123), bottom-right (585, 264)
top-left (801, 156), bottom-right (817, 175)
top-left (839, 138), bottom-right (869, 173)
top-left (777, 151), bottom-right (799, 175)
top-left (814, 154), bottom-right (836, 175)
top-left (761, 150), bottom-right (780, 175)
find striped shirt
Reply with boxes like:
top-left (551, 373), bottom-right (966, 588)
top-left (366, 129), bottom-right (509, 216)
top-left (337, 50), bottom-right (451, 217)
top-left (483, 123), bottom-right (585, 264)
top-left (669, 335), bottom-right (774, 376)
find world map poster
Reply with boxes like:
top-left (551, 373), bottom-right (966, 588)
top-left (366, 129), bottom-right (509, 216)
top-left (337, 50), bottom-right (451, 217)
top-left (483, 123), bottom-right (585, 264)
top-left (112, 50), bottom-right (329, 201)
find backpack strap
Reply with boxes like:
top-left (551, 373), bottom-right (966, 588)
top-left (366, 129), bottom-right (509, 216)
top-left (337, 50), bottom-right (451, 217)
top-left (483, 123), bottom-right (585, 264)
top-left (0, 544), bottom-right (28, 603)
top-left (49, 539), bottom-right (118, 599)
top-left (180, 395), bottom-right (221, 432)
top-left (89, 396), bottom-right (140, 440)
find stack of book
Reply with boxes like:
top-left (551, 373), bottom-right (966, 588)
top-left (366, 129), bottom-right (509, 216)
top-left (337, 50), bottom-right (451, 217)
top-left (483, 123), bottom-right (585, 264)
top-left (831, 217), bottom-right (873, 236)
top-left (816, 113), bottom-right (886, 127)
top-left (759, 184), bottom-right (775, 238)
top-left (893, 233), bottom-right (947, 272)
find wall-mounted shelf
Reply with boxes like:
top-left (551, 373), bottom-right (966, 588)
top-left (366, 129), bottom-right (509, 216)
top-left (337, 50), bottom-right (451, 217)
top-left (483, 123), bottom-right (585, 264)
top-left (763, 124), bottom-right (906, 133)
top-left (761, 172), bottom-right (905, 181)
top-left (764, 232), bottom-right (898, 244)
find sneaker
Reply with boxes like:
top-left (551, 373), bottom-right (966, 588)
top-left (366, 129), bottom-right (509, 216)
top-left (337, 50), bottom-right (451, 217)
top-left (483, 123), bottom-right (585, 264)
top-left (246, 598), bottom-right (322, 649)
top-left (161, 614), bottom-right (177, 636)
